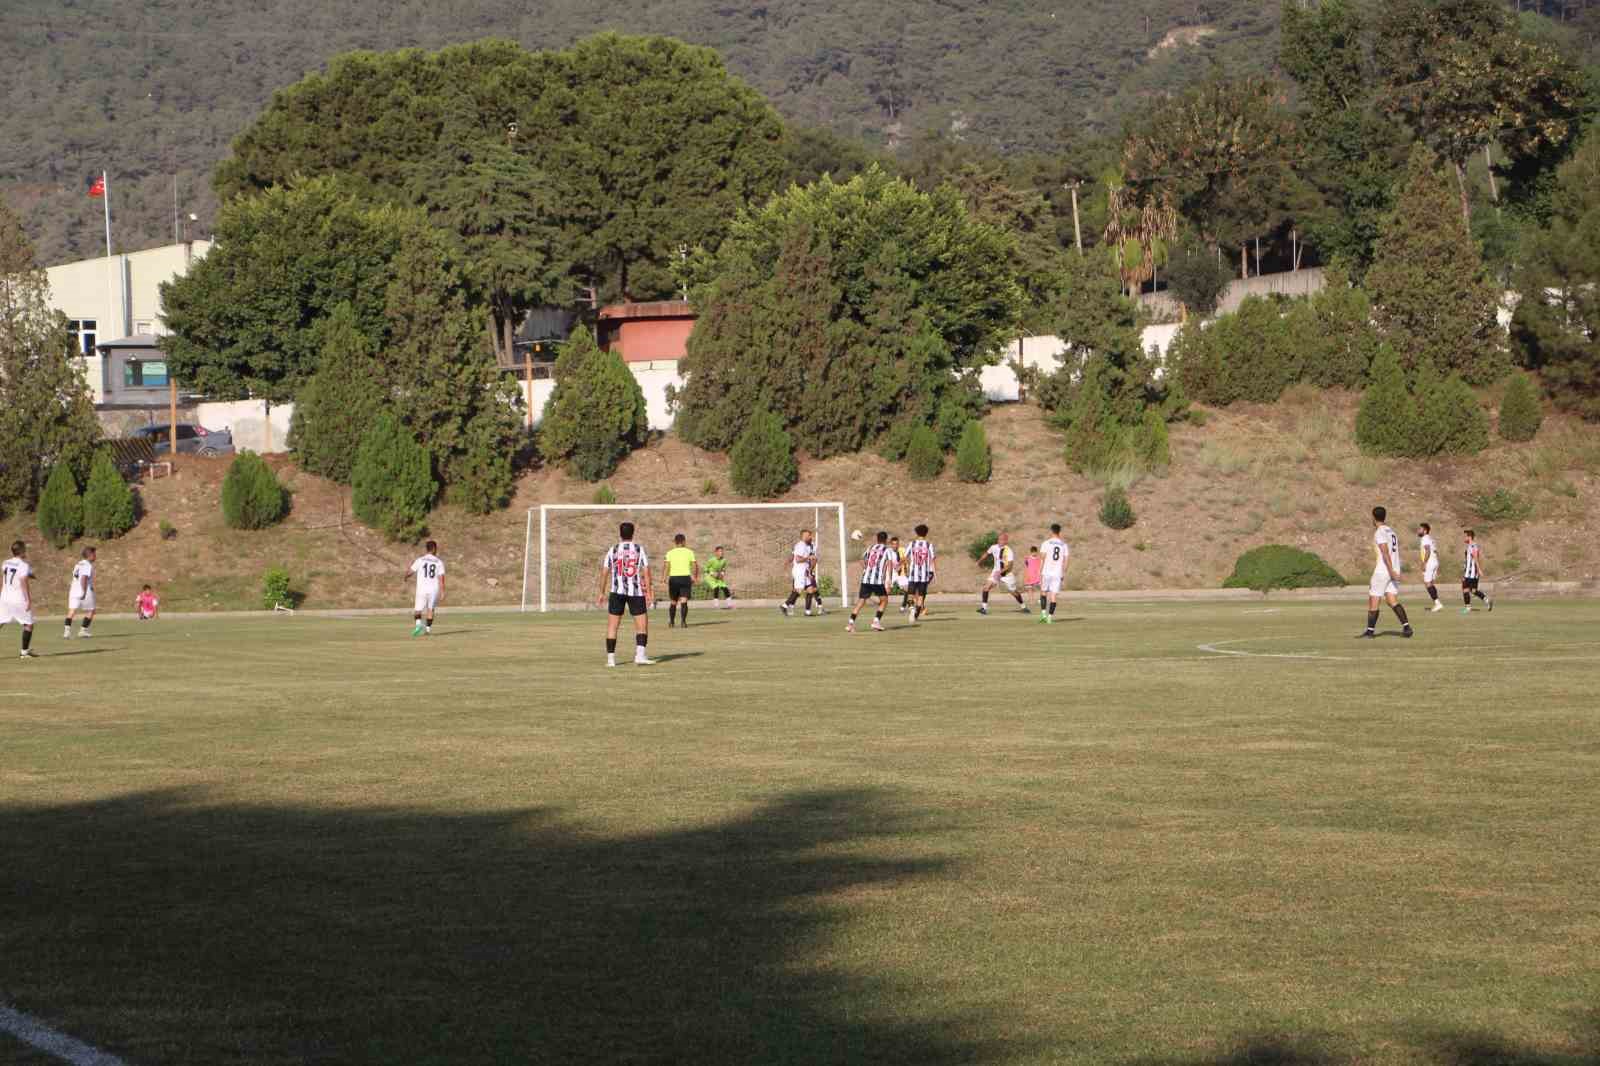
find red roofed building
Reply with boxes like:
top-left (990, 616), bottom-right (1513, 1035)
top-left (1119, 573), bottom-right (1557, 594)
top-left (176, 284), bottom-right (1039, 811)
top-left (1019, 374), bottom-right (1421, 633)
top-left (596, 300), bottom-right (697, 366)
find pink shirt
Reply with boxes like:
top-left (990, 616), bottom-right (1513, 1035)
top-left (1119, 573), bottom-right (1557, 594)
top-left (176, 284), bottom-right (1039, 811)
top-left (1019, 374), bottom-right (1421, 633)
top-left (1024, 556), bottom-right (1042, 584)
top-left (137, 591), bottom-right (159, 617)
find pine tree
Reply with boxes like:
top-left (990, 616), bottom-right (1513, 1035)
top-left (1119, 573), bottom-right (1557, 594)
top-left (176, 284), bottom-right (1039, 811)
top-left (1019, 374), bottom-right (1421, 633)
top-left (904, 423), bottom-right (944, 480)
top-left (35, 463), bottom-right (83, 548)
top-left (954, 419), bottom-right (992, 483)
top-left (539, 326), bottom-right (648, 482)
top-left (81, 452), bottom-right (137, 538)
top-left (1411, 364), bottom-right (1490, 456)
top-left (0, 199), bottom-right (102, 517)
top-left (1367, 147), bottom-right (1506, 384)
top-left (288, 303), bottom-right (387, 484)
top-left (351, 413), bottom-right (436, 541)
top-left (1356, 345), bottom-right (1417, 456)
top-left (1497, 371), bottom-right (1543, 442)
top-left (728, 408), bottom-right (799, 498)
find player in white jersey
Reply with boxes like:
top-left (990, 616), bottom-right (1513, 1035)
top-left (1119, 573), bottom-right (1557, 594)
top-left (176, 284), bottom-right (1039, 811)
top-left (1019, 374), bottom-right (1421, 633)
top-left (65, 546), bottom-right (97, 638)
top-left (1, 540), bottom-right (38, 658)
top-left (1460, 528), bottom-right (1493, 613)
top-left (846, 531), bottom-right (898, 633)
top-left (1038, 524), bottom-right (1070, 624)
top-left (977, 532), bottom-right (1028, 615)
top-left (781, 530), bottom-right (817, 617)
top-left (902, 524), bottom-right (936, 623)
top-left (1417, 522), bottom-right (1443, 612)
top-left (889, 535), bottom-right (911, 611)
top-left (406, 540), bottom-right (446, 636)
top-left (1362, 506), bottom-right (1413, 638)
top-left (597, 521), bottom-right (655, 667)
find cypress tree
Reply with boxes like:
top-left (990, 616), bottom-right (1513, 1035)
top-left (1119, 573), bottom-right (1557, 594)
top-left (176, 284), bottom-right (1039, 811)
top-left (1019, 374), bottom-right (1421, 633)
top-left (351, 413), bottom-right (436, 541)
top-left (905, 423), bottom-right (945, 480)
top-left (36, 463), bottom-right (83, 548)
top-left (539, 326), bottom-right (648, 482)
top-left (81, 452), bottom-right (137, 538)
top-left (954, 419), bottom-right (992, 483)
top-left (1356, 345), bottom-right (1417, 456)
top-left (728, 408), bottom-right (799, 498)
top-left (221, 452), bottom-right (288, 530)
top-left (1497, 371), bottom-right (1543, 442)
top-left (288, 303), bottom-right (387, 484)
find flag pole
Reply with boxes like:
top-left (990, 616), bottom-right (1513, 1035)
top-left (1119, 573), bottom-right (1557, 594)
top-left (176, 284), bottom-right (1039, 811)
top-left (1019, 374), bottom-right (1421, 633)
top-left (101, 170), bottom-right (112, 257)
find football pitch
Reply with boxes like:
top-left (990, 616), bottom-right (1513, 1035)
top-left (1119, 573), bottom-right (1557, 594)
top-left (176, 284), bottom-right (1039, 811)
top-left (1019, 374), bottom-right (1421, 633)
top-left (3, 598), bottom-right (1598, 1065)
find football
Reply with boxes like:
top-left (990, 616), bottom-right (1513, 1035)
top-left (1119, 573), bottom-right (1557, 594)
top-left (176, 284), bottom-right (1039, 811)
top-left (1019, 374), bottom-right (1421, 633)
top-left (850, 529), bottom-right (863, 541)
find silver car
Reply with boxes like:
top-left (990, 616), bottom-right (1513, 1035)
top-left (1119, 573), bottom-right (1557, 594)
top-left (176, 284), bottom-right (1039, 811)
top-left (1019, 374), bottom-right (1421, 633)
top-left (132, 423), bottom-right (235, 457)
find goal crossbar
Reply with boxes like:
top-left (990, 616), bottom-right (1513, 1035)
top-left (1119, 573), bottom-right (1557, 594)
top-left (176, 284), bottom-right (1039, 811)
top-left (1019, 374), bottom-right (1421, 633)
top-left (524, 502), bottom-right (849, 612)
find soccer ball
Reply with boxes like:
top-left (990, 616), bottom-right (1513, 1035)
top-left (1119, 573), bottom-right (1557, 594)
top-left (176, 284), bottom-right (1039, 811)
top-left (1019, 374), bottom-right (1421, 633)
top-left (850, 529), bottom-right (863, 541)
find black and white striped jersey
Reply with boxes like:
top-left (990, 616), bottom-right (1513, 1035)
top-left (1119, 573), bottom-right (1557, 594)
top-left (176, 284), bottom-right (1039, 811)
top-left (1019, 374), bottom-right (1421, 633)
top-left (1464, 542), bottom-right (1482, 579)
top-left (905, 538), bottom-right (936, 582)
top-left (602, 541), bottom-right (650, 597)
top-left (861, 543), bottom-right (896, 585)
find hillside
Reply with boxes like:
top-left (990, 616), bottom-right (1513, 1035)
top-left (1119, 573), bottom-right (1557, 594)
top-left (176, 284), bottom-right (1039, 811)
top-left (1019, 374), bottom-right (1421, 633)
top-left (4, 398), bottom-right (1595, 614)
top-left (0, 0), bottom-right (1293, 265)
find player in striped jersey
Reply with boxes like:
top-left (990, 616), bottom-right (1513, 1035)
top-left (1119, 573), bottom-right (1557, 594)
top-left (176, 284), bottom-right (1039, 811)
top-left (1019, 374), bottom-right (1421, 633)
top-left (846, 531), bottom-right (897, 633)
top-left (1417, 522), bottom-right (1443, 612)
top-left (890, 535), bottom-right (912, 612)
top-left (1038, 524), bottom-right (1069, 623)
top-left (977, 532), bottom-right (1027, 615)
top-left (1362, 506), bottom-right (1413, 638)
top-left (903, 525), bottom-right (936, 624)
top-left (1460, 528), bottom-right (1493, 613)
top-left (597, 521), bottom-right (656, 667)
top-left (781, 530), bottom-right (817, 617)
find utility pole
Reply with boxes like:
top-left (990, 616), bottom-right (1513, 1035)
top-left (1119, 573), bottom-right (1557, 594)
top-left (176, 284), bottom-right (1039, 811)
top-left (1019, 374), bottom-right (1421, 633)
top-left (1066, 182), bottom-right (1083, 254)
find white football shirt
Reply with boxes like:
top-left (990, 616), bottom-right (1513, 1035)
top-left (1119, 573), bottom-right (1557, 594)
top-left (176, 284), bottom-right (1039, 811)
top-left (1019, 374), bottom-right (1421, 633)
top-left (1419, 534), bottom-right (1437, 568)
top-left (984, 543), bottom-right (1014, 575)
top-left (1040, 537), bottom-right (1069, 578)
top-left (1373, 525), bottom-right (1401, 574)
top-left (792, 540), bottom-right (816, 569)
top-left (410, 554), bottom-right (445, 594)
top-left (1, 557), bottom-right (32, 602)
top-left (71, 559), bottom-right (94, 595)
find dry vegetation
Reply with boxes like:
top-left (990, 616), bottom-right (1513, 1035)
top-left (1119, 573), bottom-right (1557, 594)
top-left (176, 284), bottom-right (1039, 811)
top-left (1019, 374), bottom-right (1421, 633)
top-left (3, 399), bottom-right (1595, 612)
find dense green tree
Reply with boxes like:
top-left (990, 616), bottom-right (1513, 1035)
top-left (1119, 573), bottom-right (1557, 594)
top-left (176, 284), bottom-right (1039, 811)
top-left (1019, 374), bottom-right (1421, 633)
top-left (904, 423), bottom-right (945, 481)
top-left (220, 452), bottom-right (289, 530)
top-left (0, 201), bottom-right (101, 516)
top-left (1497, 371), bottom-right (1544, 440)
top-left (217, 35), bottom-right (786, 303)
top-left (35, 464), bottom-right (83, 548)
top-left (351, 413), bottom-right (436, 541)
top-left (781, 125), bottom-right (886, 188)
top-left (944, 161), bottom-right (1071, 330)
top-left (1163, 234), bottom-right (1235, 316)
top-left (81, 452), bottom-right (137, 539)
top-left (676, 168), bottom-right (1021, 457)
top-left (1283, 269), bottom-right (1383, 388)
top-left (1511, 127), bottom-right (1600, 419)
top-left (161, 178), bottom-right (413, 402)
top-left (1356, 344), bottom-right (1419, 456)
top-left (539, 327), bottom-right (648, 482)
top-left (954, 419), bottom-right (992, 484)
top-left (1366, 148), bottom-right (1507, 384)
top-left (728, 408), bottom-right (799, 498)
top-left (1413, 364), bottom-right (1491, 454)
top-left (288, 304), bottom-right (388, 485)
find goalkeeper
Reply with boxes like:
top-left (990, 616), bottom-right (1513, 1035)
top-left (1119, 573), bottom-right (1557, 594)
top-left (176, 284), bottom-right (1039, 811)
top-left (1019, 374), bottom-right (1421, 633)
top-left (705, 545), bottom-right (733, 608)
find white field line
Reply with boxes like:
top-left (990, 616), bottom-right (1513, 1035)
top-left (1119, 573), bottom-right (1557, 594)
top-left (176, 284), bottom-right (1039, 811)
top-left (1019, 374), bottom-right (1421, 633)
top-left (1197, 637), bottom-right (1352, 661)
top-left (0, 1004), bottom-right (127, 1066)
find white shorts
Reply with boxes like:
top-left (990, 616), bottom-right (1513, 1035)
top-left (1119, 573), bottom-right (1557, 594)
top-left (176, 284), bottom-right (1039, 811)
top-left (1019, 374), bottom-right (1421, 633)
top-left (0, 600), bottom-right (35, 626)
top-left (891, 575), bottom-right (908, 591)
top-left (1369, 570), bottom-right (1399, 599)
top-left (792, 567), bottom-right (812, 592)
top-left (414, 589), bottom-right (438, 613)
top-left (1423, 563), bottom-right (1439, 584)
top-left (988, 572), bottom-right (1016, 592)
top-left (69, 591), bottom-right (95, 612)
top-left (1041, 574), bottom-right (1063, 594)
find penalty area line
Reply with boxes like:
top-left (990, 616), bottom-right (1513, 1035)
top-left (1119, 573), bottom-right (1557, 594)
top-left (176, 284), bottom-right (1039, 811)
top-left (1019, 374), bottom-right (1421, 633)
top-left (0, 1004), bottom-right (127, 1066)
top-left (1197, 638), bottom-right (1352, 661)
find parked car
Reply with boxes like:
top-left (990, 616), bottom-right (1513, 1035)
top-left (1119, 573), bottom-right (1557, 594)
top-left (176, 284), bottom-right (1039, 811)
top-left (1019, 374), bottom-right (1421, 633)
top-left (130, 423), bottom-right (235, 457)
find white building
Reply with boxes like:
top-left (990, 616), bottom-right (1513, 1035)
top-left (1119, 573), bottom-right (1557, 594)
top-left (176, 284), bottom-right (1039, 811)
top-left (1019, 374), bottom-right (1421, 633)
top-left (42, 241), bottom-right (212, 404)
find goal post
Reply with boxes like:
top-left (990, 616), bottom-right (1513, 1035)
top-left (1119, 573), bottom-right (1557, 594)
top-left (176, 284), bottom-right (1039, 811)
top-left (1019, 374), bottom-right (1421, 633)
top-left (523, 502), bottom-right (849, 612)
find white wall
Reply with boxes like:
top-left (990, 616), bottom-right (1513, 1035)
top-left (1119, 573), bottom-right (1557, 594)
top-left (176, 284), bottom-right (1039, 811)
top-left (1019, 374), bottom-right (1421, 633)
top-left (978, 326), bottom-right (1177, 402)
top-left (528, 367), bottom-right (680, 431)
top-left (194, 399), bottom-right (295, 454)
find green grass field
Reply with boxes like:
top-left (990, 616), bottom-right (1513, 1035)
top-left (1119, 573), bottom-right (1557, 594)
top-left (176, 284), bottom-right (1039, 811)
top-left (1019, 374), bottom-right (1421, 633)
top-left (3, 599), bottom-right (1598, 1066)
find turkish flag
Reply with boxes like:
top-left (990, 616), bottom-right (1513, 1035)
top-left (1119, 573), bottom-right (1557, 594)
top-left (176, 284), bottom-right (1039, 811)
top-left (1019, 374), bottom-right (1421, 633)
top-left (88, 175), bottom-right (105, 198)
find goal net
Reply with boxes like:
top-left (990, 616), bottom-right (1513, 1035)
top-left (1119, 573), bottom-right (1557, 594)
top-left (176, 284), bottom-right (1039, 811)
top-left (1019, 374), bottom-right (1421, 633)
top-left (523, 502), bottom-right (849, 612)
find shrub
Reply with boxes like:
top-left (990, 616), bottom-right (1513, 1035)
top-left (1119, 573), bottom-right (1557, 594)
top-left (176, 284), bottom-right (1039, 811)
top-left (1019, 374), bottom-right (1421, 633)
top-left (1355, 345), bottom-right (1416, 456)
top-left (1412, 369), bottom-right (1489, 456)
top-left (351, 413), bottom-right (436, 541)
top-left (1099, 486), bottom-right (1136, 530)
top-left (159, 519), bottom-right (176, 541)
top-left (905, 423), bottom-right (944, 480)
top-left (444, 414), bottom-right (515, 514)
top-left (875, 419), bottom-right (918, 462)
top-left (1168, 297), bottom-right (1300, 406)
top-left (1498, 371), bottom-right (1543, 442)
top-left (700, 478), bottom-right (717, 496)
top-left (81, 452), bottom-right (137, 539)
top-left (539, 327), bottom-right (648, 482)
top-left (967, 530), bottom-right (1000, 562)
top-left (221, 452), bottom-right (289, 530)
top-left (954, 419), bottom-right (992, 483)
top-left (1164, 235), bottom-right (1234, 316)
top-left (1469, 487), bottom-right (1534, 526)
top-left (728, 409), bottom-right (799, 498)
top-left (592, 484), bottom-right (617, 505)
top-left (36, 463), bottom-right (84, 548)
top-left (261, 565), bottom-right (292, 610)
top-left (1222, 545), bottom-right (1346, 591)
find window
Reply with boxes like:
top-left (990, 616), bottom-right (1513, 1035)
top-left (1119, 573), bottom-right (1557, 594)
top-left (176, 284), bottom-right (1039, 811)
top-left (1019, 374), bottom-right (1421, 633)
top-left (122, 358), bottom-right (169, 389)
top-left (66, 319), bottom-right (96, 356)
top-left (134, 319), bottom-right (154, 335)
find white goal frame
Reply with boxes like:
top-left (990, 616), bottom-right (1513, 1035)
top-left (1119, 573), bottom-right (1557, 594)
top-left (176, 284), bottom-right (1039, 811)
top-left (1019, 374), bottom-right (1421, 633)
top-left (523, 502), bottom-right (850, 612)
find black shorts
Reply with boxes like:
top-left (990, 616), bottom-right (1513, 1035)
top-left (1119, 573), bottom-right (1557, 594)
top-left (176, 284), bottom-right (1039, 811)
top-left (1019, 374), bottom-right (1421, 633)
top-left (607, 592), bottom-right (648, 617)
top-left (908, 580), bottom-right (930, 597)
top-left (668, 576), bottom-right (693, 600)
top-left (1462, 576), bottom-right (1480, 590)
top-left (858, 583), bottom-right (887, 600)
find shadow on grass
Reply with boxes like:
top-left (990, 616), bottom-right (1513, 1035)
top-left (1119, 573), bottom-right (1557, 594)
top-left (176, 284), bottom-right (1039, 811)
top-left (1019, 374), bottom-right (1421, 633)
top-left (1123, 1017), bottom-right (1600, 1066)
top-left (3, 788), bottom-right (1021, 1066)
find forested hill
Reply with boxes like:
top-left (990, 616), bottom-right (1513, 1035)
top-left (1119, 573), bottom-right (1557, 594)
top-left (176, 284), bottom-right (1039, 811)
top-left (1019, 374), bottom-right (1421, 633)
top-left (1, 0), bottom-right (1287, 264)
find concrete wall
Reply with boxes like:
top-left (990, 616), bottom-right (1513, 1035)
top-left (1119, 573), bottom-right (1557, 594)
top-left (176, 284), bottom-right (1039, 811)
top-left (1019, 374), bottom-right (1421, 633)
top-left (978, 326), bottom-right (1178, 402)
top-left (194, 400), bottom-right (295, 453)
top-left (43, 241), bottom-right (213, 403)
top-left (1140, 266), bottom-right (1327, 321)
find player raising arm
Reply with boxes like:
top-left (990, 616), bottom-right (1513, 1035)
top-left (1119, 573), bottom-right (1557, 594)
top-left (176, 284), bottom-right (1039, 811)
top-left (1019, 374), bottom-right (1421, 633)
top-left (65, 546), bottom-right (96, 639)
top-left (598, 521), bottom-right (655, 667)
top-left (1038, 524), bottom-right (1069, 623)
top-left (846, 531), bottom-right (897, 633)
top-left (1461, 529), bottom-right (1493, 613)
top-left (1, 540), bottom-right (38, 658)
top-left (406, 540), bottom-right (445, 637)
top-left (1362, 506), bottom-right (1413, 638)
top-left (977, 532), bottom-right (1027, 615)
